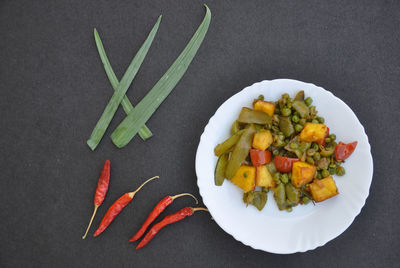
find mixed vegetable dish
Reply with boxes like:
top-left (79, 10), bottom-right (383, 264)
top-left (214, 91), bottom-right (357, 212)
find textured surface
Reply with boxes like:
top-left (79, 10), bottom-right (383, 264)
top-left (0, 0), bottom-right (399, 267)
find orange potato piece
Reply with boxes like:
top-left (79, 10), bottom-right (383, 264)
top-left (291, 161), bottom-right (317, 187)
top-left (299, 123), bottom-right (328, 143)
top-left (256, 165), bottom-right (275, 188)
top-left (253, 100), bottom-right (275, 117)
top-left (309, 177), bottom-right (339, 202)
top-left (231, 165), bottom-right (256, 192)
top-left (252, 130), bottom-right (273, 150)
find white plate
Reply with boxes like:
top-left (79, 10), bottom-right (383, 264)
top-left (195, 79), bottom-right (373, 254)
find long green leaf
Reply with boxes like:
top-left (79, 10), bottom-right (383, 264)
top-left (111, 5), bottom-right (211, 148)
top-left (87, 15), bottom-right (162, 150)
top-left (94, 28), bottom-right (153, 141)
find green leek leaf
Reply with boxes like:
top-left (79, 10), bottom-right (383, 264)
top-left (111, 5), bottom-right (211, 148)
top-left (87, 15), bottom-right (161, 150)
top-left (94, 28), bottom-right (153, 141)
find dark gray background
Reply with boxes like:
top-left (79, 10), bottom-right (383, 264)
top-left (1, 0), bottom-right (399, 267)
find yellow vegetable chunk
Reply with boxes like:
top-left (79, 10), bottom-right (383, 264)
top-left (256, 165), bottom-right (275, 188)
top-left (309, 177), bottom-right (338, 202)
top-left (299, 123), bottom-right (328, 143)
top-left (253, 100), bottom-right (275, 117)
top-left (291, 161), bottom-right (316, 187)
top-left (231, 165), bottom-right (256, 192)
top-left (252, 130), bottom-right (273, 150)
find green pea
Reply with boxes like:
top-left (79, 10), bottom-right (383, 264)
top-left (313, 152), bottom-right (321, 161)
top-left (282, 93), bottom-right (289, 99)
top-left (317, 116), bottom-right (325, 123)
top-left (258, 94), bottom-right (264, 100)
top-left (281, 107), bottom-right (291, 116)
top-left (306, 156), bottom-right (314, 165)
top-left (315, 172), bottom-right (322, 179)
top-left (290, 142), bottom-right (298, 149)
top-left (325, 137), bottom-right (331, 143)
top-left (304, 97), bottom-right (313, 106)
top-left (244, 172), bottom-right (248, 178)
top-left (281, 173), bottom-right (289, 184)
top-left (299, 118), bottom-right (307, 125)
top-left (302, 196), bottom-right (311, 204)
top-left (311, 119), bottom-right (319, 123)
top-left (292, 114), bottom-right (299, 123)
top-left (278, 134), bottom-right (285, 140)
top-left (329, 134), bottom-right (336, 141)
top-left (329, 167), bottom-right (336, 175)
top-left (321, 169), bottom-right (330, 178)
top-left (336, 166), bottom-right (345, 176)
top-left (295, 124), bottom-right (303, 132)
top-left (287, 102), bottom-right (292, 109)
top-left (329, 163), bottom-right (336, 168)
top-left (285, 206), bottom-right (293, 212)
top-left (273, 149), bottom-right (280, 156)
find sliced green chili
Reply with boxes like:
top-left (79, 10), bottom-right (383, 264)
top-left (93, 28), bottom-right (153, 141)
top-left (111, 5), bottom-right (211, 148)
top-left (87, 16), bottom-right (162, 150)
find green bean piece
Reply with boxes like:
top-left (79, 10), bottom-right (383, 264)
top-left (304, 97), bottom-right (313, 106)
top-left (329, 134), bottom-right (336, 141)
top-left (306, 156), bottom-right (314, 165)
top-left (273, 172), bottom-right (281, 183)
top-left (214, 129), bottom-right (245, 156)
top-left (321, 169), bottom-right (330, 178)
top-left (292, 100), bottom-right (310, 118)
top-left (285, 206), bottom-right (293, 212)
top-left (290, 142), bottom-right (298, 149)
top-left (266, 161), bottom-right (277, 174)
top-left (231, 120), bottom-right (241, 134)
top-left (295, 124), bottom-right (303, 132)
top-left (336, 166), bottom-right (346, 176)
top-left (302, 196), bottom-right (311, 204)
top-left (329, 167), bottom-right (336, 175)
top-left (281, 107), bottom-right (291, 116)
top-left (291, 114), bottom-right (300, 123)
top-left (273, 183), bottom-right (287, 210)
top-left (243, 191), bottom-right (268, 211)
top-left (294, 90), bottom-right (305, 101)
top-left (275, 108), bottom-right (280, 115)
top-left (317, 116), bottom-right (325, 123)
top-left (286, 183), bottom-right (300, 206)
top-left (281, 173), bottom-right (289, 184)
top-left (312, 143), bottom-right (319, 151)
top-left (299, 118), bottom-right (307, 125)
top-left (214, 154), bottom-right (229, 186)
top-left (311, 119), bottom-right (319, 123)
top-left (87, 16), bottom-right (162, 150)
top-left (306, 148), bottom-right (316, 156)
top-left (279, 116), bottom-right (294, 137)
top-left (315, 171), bottom-right (322, 179)
top-left (94, 29), bottom-right (153, 141)
top-left (329, 163), bottom-right (337, 168)
top-left (238, 107), bottom-right (272, 125)
top-left (225, 124), bottom-right (256, 179)
top-left (273, 149), bottom-right (280, 156)
top-left (325, 137), bottom-right (331, 143)
top-left (110, 6), bottom-right (211, 148)
top-left (258, 94), bottom-right (265, 101)
top-left (320, 146), bottom-right (335, 157)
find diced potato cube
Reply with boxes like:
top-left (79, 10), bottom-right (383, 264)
top-left (252, 130), bottom-right (273, 150)
top-left (231, 165), bottom-right (256, 192)
top-left (256, 165), bottom-right (275, 188)
top-left (291, 161), bottom-right (316, 187)
top-left (253, 100), bottom-right (275, 117)
top-left (309, 177), bottom-right (338, 202)
top-left (299, 123), bottom-right (328, 143)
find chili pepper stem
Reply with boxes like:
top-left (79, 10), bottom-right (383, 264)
top-left (128, 176), bottom-right (159, 198)
top-left (171, 193), bottom-right (199, 204)
top-left (192, 207), bottom-right (209, 213)
top-left (82, 204), bottom-right (99, 239)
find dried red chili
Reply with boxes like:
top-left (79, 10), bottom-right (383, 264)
top-left (129, 193), bottom-right (198, 242)
top-left (136, 207), bottom-right (208, 249)
top-left (82, 160), bottom-right (111, 239)
top-left (93, 175), bottom-right (159, 237)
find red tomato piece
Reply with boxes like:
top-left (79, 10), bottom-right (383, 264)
top-left (274, 156), bottom-right (299, 173)
top-left (334, 141), bottom-right (357, 161)
top-left (250, 149), bottom-right (271, 166)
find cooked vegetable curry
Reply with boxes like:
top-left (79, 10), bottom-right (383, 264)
top-left (214, 91), bottom-right (357, 212)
